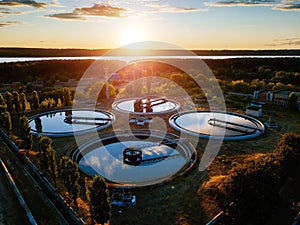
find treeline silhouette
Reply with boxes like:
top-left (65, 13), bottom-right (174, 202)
top-left (0, 48), bottom-right (109, 57)
top-left (0, 60), bottom-right (93, 84)
top-left (1, 48), bottom-right (300, 57)
top-left (205, 57), bottom-right (300, 80)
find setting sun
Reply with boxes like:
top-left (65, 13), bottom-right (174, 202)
top-left (120, 28), bottom-right (146, 46)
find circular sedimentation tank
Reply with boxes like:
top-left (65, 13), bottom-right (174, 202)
top-left (71, 130), bottom-right (197, 187)
top-left (28, 109), bottom-right (115, 137)
top-left (112, 97), bottom-right (180, 115)
top-left (169, 110), bottom-right (265, 140)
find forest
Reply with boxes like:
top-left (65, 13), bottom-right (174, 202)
top-left (0, 58), bottom-right (299, 95)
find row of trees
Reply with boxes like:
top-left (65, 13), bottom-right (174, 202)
top-left (0, 87), bottom-right (73, 115)
top-left (203, 133), bottom-right (300, 224)
top-left (0, 91), bottom-right (33, 152)
top-left (0, 91), bottom-right (29, 113)
top-left (0, 113), bottom-right (33, 151)
top-left (36, 137), bottom-right (111, 225)
top-left (218, 78), bottom-right (298, 94)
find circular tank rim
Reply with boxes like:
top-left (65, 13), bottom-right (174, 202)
top-left (112, 97), bottom-right (181, 115)
top-left (169, 110), bottom-right (265, 141)
top-left (70, 130), bottom-right (197, 187)
top-left (28, 108), bottom-right (115, 137)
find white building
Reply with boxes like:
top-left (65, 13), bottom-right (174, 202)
top-left (246, 105), bottom-right (262, 117)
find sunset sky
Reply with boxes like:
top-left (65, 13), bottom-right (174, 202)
top-left (0, 0), bottom-right (300, 50)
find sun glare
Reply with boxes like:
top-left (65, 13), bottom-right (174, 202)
top-left (121, 28), bottom-right (145, 46)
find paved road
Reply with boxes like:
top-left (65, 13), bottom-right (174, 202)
top-left (0, 141), bottom-right (68, 225)
top-left (0, 159), bottom-right (31, 225)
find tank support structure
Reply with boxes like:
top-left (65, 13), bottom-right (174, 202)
top-left (122, 138), bottom-right (185, 166)
top-left (64, 116), bottom-right (112, 125)
top-left (208, 118), bottom-right (263, 134)
top-left (133, 97), bottom-right (167, 113)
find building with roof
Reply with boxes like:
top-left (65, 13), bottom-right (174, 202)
top-left (253, 90), bottom-right (273, 104)
top-left (273, 90), bottom-right (300, 107)
top-left (253, 90), bottom-right (300, 110)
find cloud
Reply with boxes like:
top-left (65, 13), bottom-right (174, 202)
top-left (206, 0), bottom-right (300, 11)
top-left (206, 0), bottom-right (275, 7)
top-left (0, 0), bottom-right (48, 8)
top-left (46, 12), bottom-right (85, 20)
top-left (266, 38), bottom-right (300, 46)
top-left (0, 7), bottom-right (22, 14)
top-left (75, 3), bottom-right (127, 17)
top-left (0, 20), bottom-right (22, 27)
top-left (275, 0), bottom-right (300, 10)
top-left (45, 3), bottom-right (128, 20)
top-left (146, 3), bottom-right (202, 13)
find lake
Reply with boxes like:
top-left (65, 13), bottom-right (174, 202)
top-left (1, 55), bottom-right (300, 63)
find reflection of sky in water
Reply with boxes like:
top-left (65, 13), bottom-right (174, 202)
top-left (175, 112), bottom-right (260, 136)
top-left (29, 110), bottom-right (111, 134)
top-left (117, 99), bottom-right (176, 113)
top-left (78, 141), bottom-right (186, 184)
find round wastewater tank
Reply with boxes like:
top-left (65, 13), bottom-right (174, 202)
top-left (71, 130), bottom-right (197, 187)
top-left (28, 109), bottom-right (115, 137)
top-left (169, 110), bottom-right (265, 140)
top-left (112, 97), bottom-right (180, 115)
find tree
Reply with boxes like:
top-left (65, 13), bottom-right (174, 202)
top-left (32, 90), bottom-right (40, 111)
top-left (79, 176), bottom-right (87, 199)
top-left (63, 87), bottom-right (72, 107)
top-left (170, 73), bottom-right (184, 85)
top-left (218, 154), bottom-right (282, 224)
top-left (19, 92), bottom-right (28, 112)
top-left (34, 117), bottom-right (42, 133)
top-left (0, 111), bottom-right (12, 133)
top-left (5, 91), bottom-right (13, 114)
top-left (89, 176), bottom-right (111, 225)
top-left (13, 91), bottom-right (20, 113)
top-left (26, 83), bottom-right (34, 93)
top-left (37, 136), bottom-right (57, 184)
top-left (19, 116), bottom-right (33, 151)
top-left (40, 98), bottom-right (56, 109)
top-left (288, 92), bottom-right (298, 111)
top-left (60, 156), bottom-right (80, 208)
top-left (204, 133), bottom-right (300, 225)
top-left (56, 98), bottom-right (62, 108)
top-left (231, 80), bottom-right (251, 93)
top-left (274, 132), bottom-right (300, 177)
top-left (0, 94), bottom-right (6, 113)
top-left (98, 83), bottom-right (117, 100)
